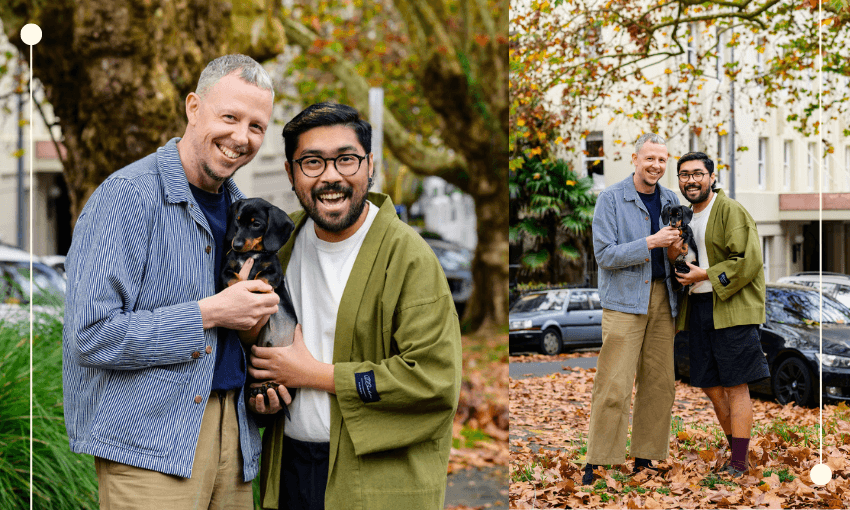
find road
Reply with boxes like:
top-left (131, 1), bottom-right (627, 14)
top-left (509, 353), bottom-right (599, 380)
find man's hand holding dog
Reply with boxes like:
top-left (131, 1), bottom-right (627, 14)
top-left (249, 325), bottom-right (336, 392)
top-left (199, 258), bottom-right (279, 330)
top-left (674, 261), bottom-right (708, 286)
top-left (667, 237), bottom-right (686, 262)
top-left (647, 226), bottom-right (682, 250)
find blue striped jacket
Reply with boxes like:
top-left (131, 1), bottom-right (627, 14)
top-left (62, 138), bottom-right (261, 480)
top-left (592, 174), bottom-right (680, 317)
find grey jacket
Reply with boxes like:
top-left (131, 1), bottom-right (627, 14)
top-left (592, 174), bottom-right (679, 317)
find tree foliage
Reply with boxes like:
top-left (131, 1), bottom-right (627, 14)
top-left (510, 0), bottom-right (850, 167)
top-left (0, 0), bottom-right (508, 333)
top-left (510, 156), bottom-right (595, 283)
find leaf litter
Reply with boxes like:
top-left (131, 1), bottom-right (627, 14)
top-left (510, 365), bottom-right (850, 508)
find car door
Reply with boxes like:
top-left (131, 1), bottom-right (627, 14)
top-left (561, 290), bottom-right (595, 343)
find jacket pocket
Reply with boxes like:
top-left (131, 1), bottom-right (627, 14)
top-left (91, 367), bottom-right (188, 456)
top-left (602, 271), bottom-right (642, 307)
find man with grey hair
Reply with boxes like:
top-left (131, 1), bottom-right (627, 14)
top-left (63, 54), bottom-right (278, 508)
top-left (582, 133), bottom-right (682, 485)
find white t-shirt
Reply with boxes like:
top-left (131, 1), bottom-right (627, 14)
top-left (283, 201), bottom-right (378, 443)
top-left (689, 191), bottom-right (717, 294)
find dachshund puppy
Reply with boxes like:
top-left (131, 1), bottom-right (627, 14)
top-left (222, 197), bottom-right (298, 418)
top-left (661, 203), bottom-right (699, 274)
top-left (222, 198), bottom-right (294, 289)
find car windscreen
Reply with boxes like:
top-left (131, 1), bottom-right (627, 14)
top-left (510, 291), bottom-right (568, 313)
top-left (766, 288), bottom-right (850, 325)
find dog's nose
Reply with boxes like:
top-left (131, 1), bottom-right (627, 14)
top-left (232, 239), bottom-right (245, 250)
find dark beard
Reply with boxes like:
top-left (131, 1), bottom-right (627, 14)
top-left (683, 185), bottom-right (711, 205)
top-left (296, 182), bottom-right (368, 233)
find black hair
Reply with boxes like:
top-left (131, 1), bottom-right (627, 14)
top-left (282, 102), bottom-right (372, 163)
top-left (677, 151), bottom-right (717, 190)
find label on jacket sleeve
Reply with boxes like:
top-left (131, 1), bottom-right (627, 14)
top-left (355, 370), bottom-right (381, 403)
top-left (718, 272), bottom-right (730, 286)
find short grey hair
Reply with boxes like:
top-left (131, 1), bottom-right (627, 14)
top-left (195, 54), bottom-right (274, 100)
top-left (634, 133), bottom-right (666, 154)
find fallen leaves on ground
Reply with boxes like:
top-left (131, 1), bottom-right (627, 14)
top-left (451, 333), bottom-right (510, 473)
top-left (510, 366), bottom-right (850, 508)
top-left (510, 349), bottom-right (600, 363)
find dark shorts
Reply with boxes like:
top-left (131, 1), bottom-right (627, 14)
top-left (687, 293), bottom-right (770, 388)
top-left (279, 436), bottom-right (330, 510)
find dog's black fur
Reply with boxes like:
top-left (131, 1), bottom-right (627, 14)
top-left (222, 198), bottom-right (294, 289)
top-left (222, 197), bottom-right (298, 419)
top-left (661, 203), bottom-right (699, 275)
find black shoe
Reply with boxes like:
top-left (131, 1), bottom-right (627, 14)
top-left (582, 464), bottom-right (598, 485)
top-left (721, 463), bottom-right (746, 479)
top-left (633, 457), bottom-right (653, 474)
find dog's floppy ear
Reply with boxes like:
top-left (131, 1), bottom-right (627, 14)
top-left (225, 199), bottom-right (245, 247)
top-left (682, 206), bottom-right (694, 225)
top-left (660, 204), bottom-right (671, 226)
top-left (263, 206), bottom-right (295, 252)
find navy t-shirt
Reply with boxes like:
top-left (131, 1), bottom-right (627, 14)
top-left (637, 187), bottom-right (667, 280)
top-left (188, 183), bottom-right (246, 392)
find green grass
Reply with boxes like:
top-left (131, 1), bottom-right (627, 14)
top-left (764, 467), bottom-right (796, 483)
top-left (699, 472), bottom-right (738, 490)
top-left (453, 426), bottom-right (493, 449)
top-left (512, 463), bottom-right (538, 483)
top-left (0, 310), bottom-right (99, 509)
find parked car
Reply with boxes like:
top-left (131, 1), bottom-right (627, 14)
top-left (509, 288), bottom-right (603, 355)
top-left (674, 283), bottom-right (850, 407)
top-left (41, 255), bottom-right (67, 278)
top-left (0, 244), bottom-right (66, 306)
top-left (422, 236), bottom-right (473, 314)
top-left (777, 272), bottom-right (850, 309)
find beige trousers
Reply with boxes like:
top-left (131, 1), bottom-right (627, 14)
top-left (585, 280), bottom-right (676, 465)
top-left (95, 390), bottom-right (253, 510)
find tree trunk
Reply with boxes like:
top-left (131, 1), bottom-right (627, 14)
top-left (1, 0), bottom-right (283, 225)
top-left (463, 160), bottom-right (509, 332)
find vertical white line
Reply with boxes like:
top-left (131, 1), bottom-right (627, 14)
top-left (28, 42), bottom-right (34, 510)
top-left (818, 0), bottom-right (823, 466)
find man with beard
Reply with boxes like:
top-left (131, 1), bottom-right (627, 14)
top-left (63, 54), bottom-right (280, 508)
top-left (245, 102), bottom-right (462, 510)
top-left (670, 152), bottom-right (769, 478)
top-left (583, 133), bottom-right (682, 485)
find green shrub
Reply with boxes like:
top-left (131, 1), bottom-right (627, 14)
top-left (0, 310), bottom-right (98, 509)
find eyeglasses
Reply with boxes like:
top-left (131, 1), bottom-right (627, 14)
top-left (678, 172), bottom-right (708, 183)
top-left (292, 153), bottom-right (369, 178)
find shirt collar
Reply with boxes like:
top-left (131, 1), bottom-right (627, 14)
top-left (158, 137), bottom-right (240, 204)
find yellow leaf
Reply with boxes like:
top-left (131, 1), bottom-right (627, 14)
top-left (718, 129), bottom-right (728, 136)
top-left (517, 119), bottom-right (526, 127)
top-left (664, 69), bottom-right (672, 74)
top-left (677, 431), bottom-right (691, 441)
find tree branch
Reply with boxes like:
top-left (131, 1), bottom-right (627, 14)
top-left (280, 16), bottom-right (466, 178)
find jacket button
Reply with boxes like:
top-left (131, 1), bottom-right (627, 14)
top-left (192, 351), bottom-right (200, 359)
top-left (194, 395), bottom-right (203, 404)
top-left (205, 345), bottom-right (212, 354)
top-left (645, 258), bottom-right (650, 262)
top-left (645, 280), bottom-right (649, 284)
top-left (205, 246), bottom-right (211, 254)
top-left (645, 216), bottom-right (649, 220)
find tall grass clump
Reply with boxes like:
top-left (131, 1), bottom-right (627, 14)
top-left (0, 306), bottom-right (98, 509)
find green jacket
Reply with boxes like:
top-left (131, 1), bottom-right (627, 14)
top-left (259, 193), bottom-right (462, 509)
top-left (677, 189), bottom-right (765, 330)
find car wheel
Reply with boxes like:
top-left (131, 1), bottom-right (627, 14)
top-left (539, 328), bottom-right (562, 356)
top-left (772, 357), bottom-right (814, 407)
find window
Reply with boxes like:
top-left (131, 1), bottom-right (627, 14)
top-left (783, 141), bottom-right (792, 190)
top-left (717, 133), bottom-right (728, 188)
top-left (715, 26), bottom-right (726, 78)
top-left (755, 37), bottom-right (765, 90)
top-left (846, 146), bottom-right (850, 191)
top-left (687, 23), bottom-right (698, 66)
top-left (807, 142), bottom-right (816, 191)
top-left (689, 131), bottom-right (699, 152)
top-left (583, 131), bottom-right (605, 191)
top-left (758, 137), bottom-right (767, 190)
